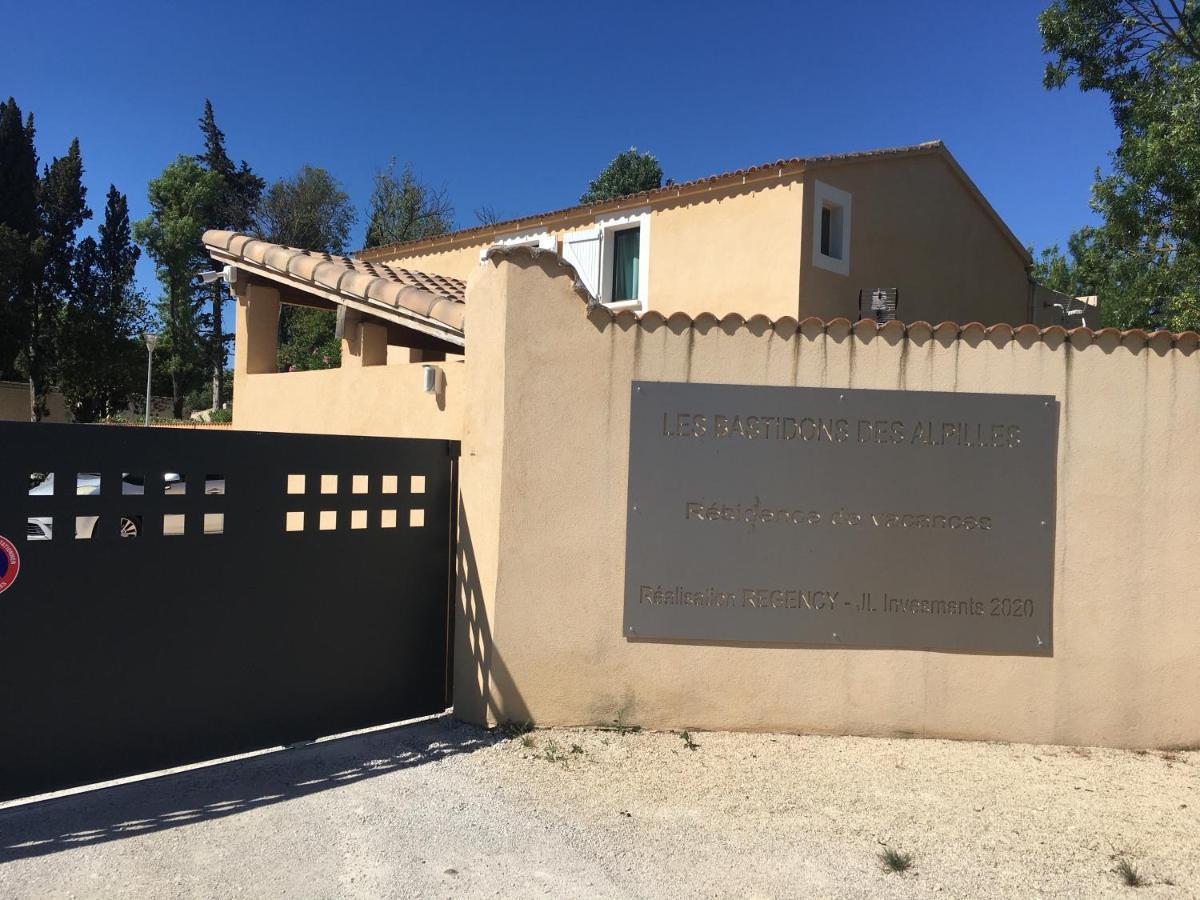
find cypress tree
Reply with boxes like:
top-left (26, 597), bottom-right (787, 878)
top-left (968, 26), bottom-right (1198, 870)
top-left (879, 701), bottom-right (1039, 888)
top-left (196, 99), bottom-right (263, 408)
top-left (60, 186), bottom-right (145, 420)
top-left (23, 138), bottom-right (90, 419)
top-left (0, 98), bottom-right (39, 383)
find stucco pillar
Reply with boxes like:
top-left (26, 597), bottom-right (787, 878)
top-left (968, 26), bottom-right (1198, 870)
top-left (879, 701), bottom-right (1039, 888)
top-left (340, 312), bottom-right (387, 368)
top-left (232, 281), bottom-right (280, 417)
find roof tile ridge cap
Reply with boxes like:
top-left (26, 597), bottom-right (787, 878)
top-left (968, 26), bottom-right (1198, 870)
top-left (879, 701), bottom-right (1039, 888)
top-left (393, 284), bottom-right (447, 319)
top-left (906, 319), bottom-right (934, 332)
top-left (932, 321), bottom-right (961, 336)
top-left (852, 318), bottom-right (879, 335)
top-left (202, 229), bottom-right (236, 250)
top-left (826, 317), bottom-right (853, 332)
top-left (265, 244), bottom-right (303, 273)
top-left (1120, 327), bottom-right (1149, 344)
top-left (984, 322), bottom-right (1014, 336)
top-left (719, 312), bottom-right (746, 328)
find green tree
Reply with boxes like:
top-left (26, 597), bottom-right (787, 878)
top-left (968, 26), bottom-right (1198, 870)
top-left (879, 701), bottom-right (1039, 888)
top-left (1039, 1), bottom-right (1200, 329)
top-left (19, 138), bottom-right (91, 420)
top-left (135, 156), bottom-right (223, 418)
top-left (59, 186), bottom-right (146, 421)
top-left (196, 99), bottom-right (264, 408)
top-left (363, 159), bottom-right (453, 248)
top-left (0, 97), bottom-right (39, 385)
top-left (579, 148), bottom-right (667, 204)
top-left (255, 165), bottom-right (355, 370)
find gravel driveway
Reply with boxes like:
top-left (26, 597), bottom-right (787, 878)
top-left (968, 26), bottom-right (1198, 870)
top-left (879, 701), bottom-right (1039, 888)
top-left (1, 717), bottom-right (1195, 898)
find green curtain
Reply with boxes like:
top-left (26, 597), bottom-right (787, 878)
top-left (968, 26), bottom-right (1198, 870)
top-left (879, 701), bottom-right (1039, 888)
top-left (612, 228), bottom-right (640, 301)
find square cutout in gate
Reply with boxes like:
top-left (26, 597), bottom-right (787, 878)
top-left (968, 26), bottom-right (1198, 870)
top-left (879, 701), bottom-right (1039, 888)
top-left (350, 510), bottom-right (368, 529)
top-left (285, 511), bottom-right (305, 532)
top-left (380, 509), bottom-right (397, 528)
top-left (352, 475), bottom-right (369, 494)
top-left (203, 513), bottom-right (225, 535)
top-left (410, 475), bottom-right (426, 494)
top-left (163, 514), bottom-right (186, 536)
top-left (409, 509), bottom-right (425, 527)
top-left (320, 475), bottom-right (338, 495)
top-left (381, 475), bottom-right (398, 494)
top-left (319, 510), bottom-right (337, 530)
top-left (287, 474), bottom-right (306, 495)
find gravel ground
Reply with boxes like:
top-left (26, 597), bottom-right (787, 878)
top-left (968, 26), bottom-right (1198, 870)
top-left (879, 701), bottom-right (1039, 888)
top-left (0, 717), bottom-right (1196, 899)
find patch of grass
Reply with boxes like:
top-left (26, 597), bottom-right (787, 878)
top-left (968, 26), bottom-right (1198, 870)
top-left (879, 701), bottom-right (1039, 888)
top-left (678, 730), bottom-right (700, 751)
top-left (539, 739), bottom-right (569, 763)
top-left (604, 707), bottom-right (641, 736)
top-left (570, 743), bottom-right (584, 755)
top-left (520, 734), bottom-right (536, 749)
top-left (878, 846), bottom-right (914, 874)
top-left (1115, 858), bottom-right (1145, 887)
top-left (497, 720), bottom-right (534, 739)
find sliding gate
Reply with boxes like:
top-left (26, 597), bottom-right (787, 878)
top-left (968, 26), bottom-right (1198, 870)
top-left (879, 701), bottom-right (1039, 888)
top-left (0, 422), bottom-right (456, 800)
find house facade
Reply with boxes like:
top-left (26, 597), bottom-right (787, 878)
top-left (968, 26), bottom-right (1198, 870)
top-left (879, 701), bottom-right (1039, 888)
top-left (359, 141), bottom-right (1047, 326)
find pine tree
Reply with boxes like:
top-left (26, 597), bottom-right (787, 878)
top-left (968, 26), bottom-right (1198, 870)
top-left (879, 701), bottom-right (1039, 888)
top-left (21, 138), bottom-right (91, 420)
top-left (60, 186), bottom-right (146, 420)
top-left (0, 98), bottom-right (40, 385)
top-left (197, 100), bottom-right (264, 408)
top-left (135, 156), bottom-right (223, 418)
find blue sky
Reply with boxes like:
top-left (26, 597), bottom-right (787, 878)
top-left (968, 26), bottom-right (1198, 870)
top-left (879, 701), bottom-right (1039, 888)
top-left (2, 0), bottom-right (1114, 301)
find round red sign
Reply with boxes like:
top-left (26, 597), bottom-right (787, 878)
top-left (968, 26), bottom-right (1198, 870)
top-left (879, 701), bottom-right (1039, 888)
top-left (0, 535), bottom-right (19, 595)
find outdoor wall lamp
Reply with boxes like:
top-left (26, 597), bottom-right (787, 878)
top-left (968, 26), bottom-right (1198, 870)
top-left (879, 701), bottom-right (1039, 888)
top-left (422, 364), bottom-right (444, 395)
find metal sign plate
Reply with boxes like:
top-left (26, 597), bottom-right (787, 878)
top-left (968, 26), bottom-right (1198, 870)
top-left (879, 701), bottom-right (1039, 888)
top-left (623, 382), bottom-right (1058, 655)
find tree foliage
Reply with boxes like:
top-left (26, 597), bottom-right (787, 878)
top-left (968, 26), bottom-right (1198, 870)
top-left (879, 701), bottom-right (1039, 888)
top-left (196, 100), bottom-right (263, 408)
top-left (1039, 1), bottom-right (1200, 329)
top-left (579, 148), bottom-right (667, 204)
top-left (59, 186), bottom-right (146, 421)
top-left (134, 156), bottom-right (224, 418)
top-left (255, 165), bottom-right (355, 371)
top-left (363, 159), bottom-right (453, 248)
top-left (0, 97), bottom-right (39, 385)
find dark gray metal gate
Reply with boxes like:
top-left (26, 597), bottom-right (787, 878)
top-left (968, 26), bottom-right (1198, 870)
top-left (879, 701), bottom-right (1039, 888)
top-left (0, 422), bottom-right (456, 801)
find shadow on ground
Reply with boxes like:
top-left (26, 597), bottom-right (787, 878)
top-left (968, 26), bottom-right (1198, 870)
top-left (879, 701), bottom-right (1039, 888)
top-left (0, 715), bottom-right (492, 864)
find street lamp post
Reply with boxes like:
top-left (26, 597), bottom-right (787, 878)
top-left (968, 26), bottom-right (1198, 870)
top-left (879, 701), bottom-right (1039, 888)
top-left (143, 332), bottom-right (159, 427)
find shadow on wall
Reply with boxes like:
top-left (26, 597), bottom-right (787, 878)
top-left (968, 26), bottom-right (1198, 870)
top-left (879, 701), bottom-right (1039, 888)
top-left (0, 716), bottom-right (491, 864)
top-left (457, 506), bottom-right (528, 725)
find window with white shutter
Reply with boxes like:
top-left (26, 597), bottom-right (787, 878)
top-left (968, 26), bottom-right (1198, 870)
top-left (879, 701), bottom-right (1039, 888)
top-left (561, 227), bottom-right (602, 299)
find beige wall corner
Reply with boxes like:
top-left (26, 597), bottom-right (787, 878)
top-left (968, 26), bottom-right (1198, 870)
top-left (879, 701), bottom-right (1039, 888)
top-left (452, 258), bottom-right (513, 725)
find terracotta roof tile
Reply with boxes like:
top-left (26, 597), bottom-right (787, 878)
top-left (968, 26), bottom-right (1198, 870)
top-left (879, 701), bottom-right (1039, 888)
top-left (203, 230), bottom-right (465, 345)
top-left (483, 244), bottom-right (1200, 351)
top-left (358, 141), bottom-right (950, 262)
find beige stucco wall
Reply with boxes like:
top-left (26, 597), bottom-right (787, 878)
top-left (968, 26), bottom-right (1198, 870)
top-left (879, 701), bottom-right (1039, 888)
top-left (799, 154), bottom-right (1032, 325)
top-left (229, 281), bottom-right (464, 440)
top-left (0, 381), bottom-right (70, 422)
top-left (234, 362), bottom-right (464, 439)
top-left (455, 253), bottom-right (1200, 749)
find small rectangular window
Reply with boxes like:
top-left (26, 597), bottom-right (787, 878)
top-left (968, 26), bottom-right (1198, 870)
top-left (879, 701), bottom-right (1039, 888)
top-left (77, 473), bottom-right (101, 496)
top-left (28, 472), bottom-right (52, 496)
top-left (820, 204), bottom-right (844, 260)
top-left (611, 227), bottom-right (640, 301)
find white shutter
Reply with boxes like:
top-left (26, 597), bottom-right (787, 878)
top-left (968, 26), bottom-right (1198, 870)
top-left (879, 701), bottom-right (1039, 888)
top-left (561, 228), bottom-right (601, 299)
top-left (537, 233), bottom-right (557, 251)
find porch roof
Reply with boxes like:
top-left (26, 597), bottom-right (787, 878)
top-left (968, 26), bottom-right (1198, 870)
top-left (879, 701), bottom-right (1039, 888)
top-left (203, 230), bottom-right (465, 346)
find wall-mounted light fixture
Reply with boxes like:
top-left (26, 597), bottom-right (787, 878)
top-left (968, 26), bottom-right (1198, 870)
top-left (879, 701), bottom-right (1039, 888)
top-left (422, 364), bottom-right (444, 395)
